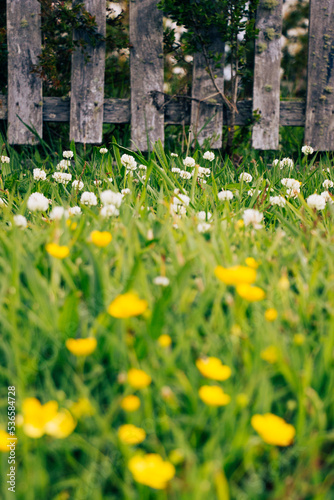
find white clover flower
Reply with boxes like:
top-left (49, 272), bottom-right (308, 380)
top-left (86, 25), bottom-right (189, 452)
top-left (197, 211), bottom-right (212, 221)
top-left (13, 214), bottom-right (27, 228)
top-left (272, 159), bottom-right (279, 167)
top-left (322, 179), bottom-right (334, 189)
top-left (183, 156), bottom-right (196, 168)
top-left (173, 194), bottom-right (190, 206)
top-left (0, 198), bottom-right (7, 207)
top-left (49, 206), bottom-right (69, 220)
top-left (203, 151), bottom-right (215, 161)
top-left (218, 190), bottom-right (233, 201)
top-left (270, 195), bottom-right (286, 207)
top-left (281, 178), bottom-right (300, 189)
top-left (80, 191), bottom-right (98, 206)
top-left (121, 154), bottom-right (137, 171)
top-left (100, 190), bottom-right (123, 207)
top-left (139, 164), bottom-right (147, 170)
top-left (171, 153), bottom-right (178, 157)
top-left (239, 172), bottom-right (252, 183)
top-left (56, 159), bottom-right (71, 171)
top-left (171, 167), bottom-right (180, 174)
top-left (108, 177), bottom-right (113, 182)
top-left (179, 170), bottom-right (192, 180)
top-left (286, 187), bottom-right (300, 198)
top-left (301, 145), bottom-right (314, 155)
top-left (27, 192), bottom-right (50, 212)
top-left (307, 193), bottom-right (326, 210)
top-left (99, 148), bottom-right (108, 154)
top-left (63, 150), bottom-right (74, 159)
top-left (33, 168), bottom-right (47, 181)
top-left (100, 205), bottom-right (119, 217)
top-left (52, 172), bottom-right (72, 185)
top-left (279, 158), bottom-right (294, 169)
top-left (247, 189), bottom-right (262, 197)
top-left (321, 191), bottom-right (333, 204)
top-left (197, 222), bottom-right (211, 233)
top-left (243, 208), bottom-right (263, 229)
top-left (170, 204), bottom-right (187, 216)
top-left (121, 188), bottom-right (131, 195)
top-left (68, 206), bottom-right (82, 216)
top-left (198, 166), bottom-right (211, 178)
top-left (106, 2), bottom-right (123, 20)
top-left (153, 276), bottom-right (170, 286)
top-left (72, 180), bottom-right (84, 191)
top-left (1, 155), bottom-right (10, 163)
top-left (94, 180), bottom-right (102, 186)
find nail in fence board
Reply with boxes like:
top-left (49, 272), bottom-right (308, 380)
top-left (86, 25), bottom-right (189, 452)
top-left (252, 0), bottom-right (283, 150)
top-left (191, 38), bottom-right (225, 148)
top-left (305, 0), bottom-right (334, 150)
top-left (7, 0), bottom-right (42, 144)
top-left (129, 0), bottom-right (164, 151)
top-left (70, 0), bottom-right (106, 143)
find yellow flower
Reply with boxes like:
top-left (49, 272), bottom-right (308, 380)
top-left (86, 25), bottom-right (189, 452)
top-left (120, 395), bottom-right (141, 412)
top-left (45, 409), bottom-right (76, 439)
top-left (46, 243), bottom-right (70, 259)
top-left (245, 257), bottom-right (259, 269)
top-left (169, 448), bottom-right (185, 465)
top-left (118, 424), bottom-right (146, 445)
top-left (0, 430), bottom-right (15, 452)
top-left (251, 413), bottom-right (295, 446)
top-left (158, 334), bottom-right (172, 348)
top-left (261, 345), bottom-right (279, 364)
top-left (265, 308), bottom-right (278, 321)
top-left (21, 398), bottom-right (59, 438)
top-left (235, 219), bottom-right (244, 229)
top-left (278, 275), bottom-right (290, 291)
top-left (127, 368), bottom-right (152, 389)
top-left (293, 333), bottom-right (305, 345)
top-left (128, 453), bottom-right (175, 489)
top-left (107, 292), bottom-right (148, 318)
top-left (65, 337), bottom-right (97, 356)
top-left (90, 230), bottom-right (112, 247)
top-left (214, 265), bottom-right (256, 286)
top-left (236, 393), bottom-right (249, 408)
top-left (198, 386), bottom-right (231, 407)
top-left (196, 357), bottom-right (231, 381)
top-left (236, 284), bottom-right (265, 301)
top-left (66, 219), bottom-right (77, 230)
top-left (69, 398), bottom-right (95, 419)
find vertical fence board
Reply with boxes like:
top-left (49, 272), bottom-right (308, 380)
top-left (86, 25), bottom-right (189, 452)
top-left (7, 0), bottom-right (42, 144)
top-left (305, 0), bottom-right (334, 150)
top-left (252, 0), bottom-right (283, 150)
top-left (129, 0), bottom-right (164, 151)
top-left (70, 0), bottom-right (106, 143)
top-left (190, 38), bottom-right (224, 148)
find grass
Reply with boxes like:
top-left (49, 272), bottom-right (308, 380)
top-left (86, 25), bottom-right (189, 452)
top-left (0, 133), bottom-right (334, 499)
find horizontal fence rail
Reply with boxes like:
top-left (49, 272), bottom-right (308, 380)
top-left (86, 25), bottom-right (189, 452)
top-left (2, 0), bottom-right (334, 150)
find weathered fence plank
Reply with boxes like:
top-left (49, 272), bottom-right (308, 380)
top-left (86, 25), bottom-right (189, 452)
top-left (7, 0), bottom-right (42, 144)
top-left (304, 0), bottom-right (334, 150)
top-left (191, 37), bottom-right (225, 148)
top-left (252, 0), bottom-right (283, 150)
top-left (70, 0), bottom-right (106, 143)
top-left (129, 0), bottom-right (164, 151)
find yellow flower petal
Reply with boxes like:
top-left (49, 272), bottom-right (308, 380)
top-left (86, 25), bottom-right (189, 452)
top-left (265, 308), bottom-right (278, 321)
top-left (245, 257), bottom-right (259, 269)
top-left (65, 337), bottom-right (97, 356)
top-left (251, 413), bottom-right (295, 446)
top-left (0, 430), bottom-right (15, 452)
top-left (198, 385), bottom-right (231, 407)
top-left (118, 424), bottom-right (146, 445)
top-left (120, 395), bottom-right (141, 412)
top-left (45, 409), bottom-right (76, 439)
top-left (90, 230), bottom-right (112, 247)
top-left (158, 334), bottom-right (172, 348)
top-left (214, 265), bottom-right (256, 286)
top-left (236, 284), bottom-right (265, 301)
top-left (196, 357), bottom-right (231, 381)
top-left (128, 454), bottom-right (175, 489)
top-left (261, 345), bottom-right (279, 364)
top-left (46, 243), bottom-right (70, 259)
top-left (127, 368), bottom-right (152, 389)
top-left (107, 292), bottom-right (148, 318)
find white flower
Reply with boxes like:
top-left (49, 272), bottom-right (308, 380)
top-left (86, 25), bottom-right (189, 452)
top-left (301, 145), bottom-right (314, 155)
top-left (121, 188), bottom-right (131, 195)
top-left (321, 191), bottom-right (333, 204)
top-left (100, 205), bottom-right (119, 217)
top-left (106, 2), bottom-right (123, 19)
top-left (179, 170), bottom-right (192, 180)
top-left (171, 167), bottom-right (180, 174)
top-left (279, 158), bottom-right (294, 169)
top-left (99, 148), bottom-right (108, 154)
top-left (203, 151), bottom-right (215, 161)
top-left (108, 177), bottom-right (113, 182)
top-left (100, 190), bottom-right (123, 207)
top-left (286, 187), bottom-right (300, 198)
top-left (121, 154), bottom-right (137, 171)
top-left (153, 276), bottom-right (170, 286)
top-left (94, 180), bottom-right (102, 186)
top-left (0, 198), bottom-right (7, 207)
top-left (139, 164), bottom-right (147, 171)
top-left (281, 178), bottom-right (300, 189)
top-left (248, 189), bottom-right (261, 197)
top-left (272, 159), bottom-right (279, 167)
top-left (63, 150), bottom-right (74, 159)
top-left (197, 222), bottom-right (211, 233)
top-left (33, 168), bottom-right (47, 181)
top-left (49, 206), bottom-right (69, 220)
top-left (307, 193), bottom-right (326, 210)
top-left (218, 190), bottom-right (233, 201)
top-left (183, 156), bottom-right (196, 168)
top-left (171, 153), bottom-right (178, 157)
top-left (68, 206), bottom-right (82, 216)
top-left (72, 180), bottom-right (84, 191)
top-left (170, 204), bottom-right (187, 216)
top-left (80, 192), bottom-right (98, 206)
top-left (173, 194), bottom-right (190, 206)
top-left (243, 209), bottom-right (263, 229)
top-left (198, 166), bottom-right (211, 178)
top-left (197, 211), bottom-right (212, 221)
top-left (322, 179), bottom-right (333, 189)
top-left (239, 172), bottom-right (252, 183)
top-left (270, 195), bottom-right (286, 207)
top-left (56, 159), bottom-right (71, 171)
top-left (52, 172), bottom-right (72, 185)
top-left (27, 192), bottom-right (49, 212)
top-left (13, 214), bottom-right (27, 228)
top-left (1, 155), bottom-right (10, 163)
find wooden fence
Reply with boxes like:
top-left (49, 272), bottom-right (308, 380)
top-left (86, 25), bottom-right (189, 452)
top-left (1, 0), bottom-right (334, 151)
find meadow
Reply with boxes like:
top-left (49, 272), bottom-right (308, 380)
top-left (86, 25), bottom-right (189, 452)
top-left (0, 136), bottom-right (333, 499)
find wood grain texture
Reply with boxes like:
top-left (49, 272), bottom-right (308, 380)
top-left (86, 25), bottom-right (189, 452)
top-left (129, 0), bottom-right (164, 151)
top-left (305, 0), bottom-right (334, 150)
top-left (191, 36), bottom-right (225, 148)
top-left (70, 0), bottom-right (106, 143)
top-left (7, 0), bottom-right (42, 144)
top-left (252, 0), bottom-right (283, 150)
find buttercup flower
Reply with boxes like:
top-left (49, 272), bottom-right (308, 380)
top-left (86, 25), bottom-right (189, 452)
top-left (44, 409), bottom-right (76, 439)
top-left (196, 357), bottom-right (231, 381)
top-left (127, 368), bottom-right (152, 389)
top-left (261, 345), bottom-right (279, 363)
top-left (199, 386), bottom-right (231, 406)
top-left (236, 284), bottom-right (265, 301)
top-left (107, 292), bottom-right (148, 318)
top-left (214, 265), bottom-right (256, 286)
top-left (20, 398), bottom-right (59, 438)
top-left (265, 308), bottom-right (278, 321)
top-left (251, 413), bottom-right (295, 446)
top-left (70, 398), bottom-right (95, 419)
top-left (0, 430), bottom-right (14, 451)
top-left (121, 395), bottom-right (141, 412)
top-left (46, 243), bottom-right (70, 259)
top-left (65, 337), bottom-right (97, 356)
top-left (90, 230), bottom-right (112, 247)
top-left (158, 334), bottom-right (172, 347)
top-left (118, 424), bottom-right (146, 445)
top-left (245, 257), bottom-right (259, 269)
top-left (128, 453), bottom-right (175, 489)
